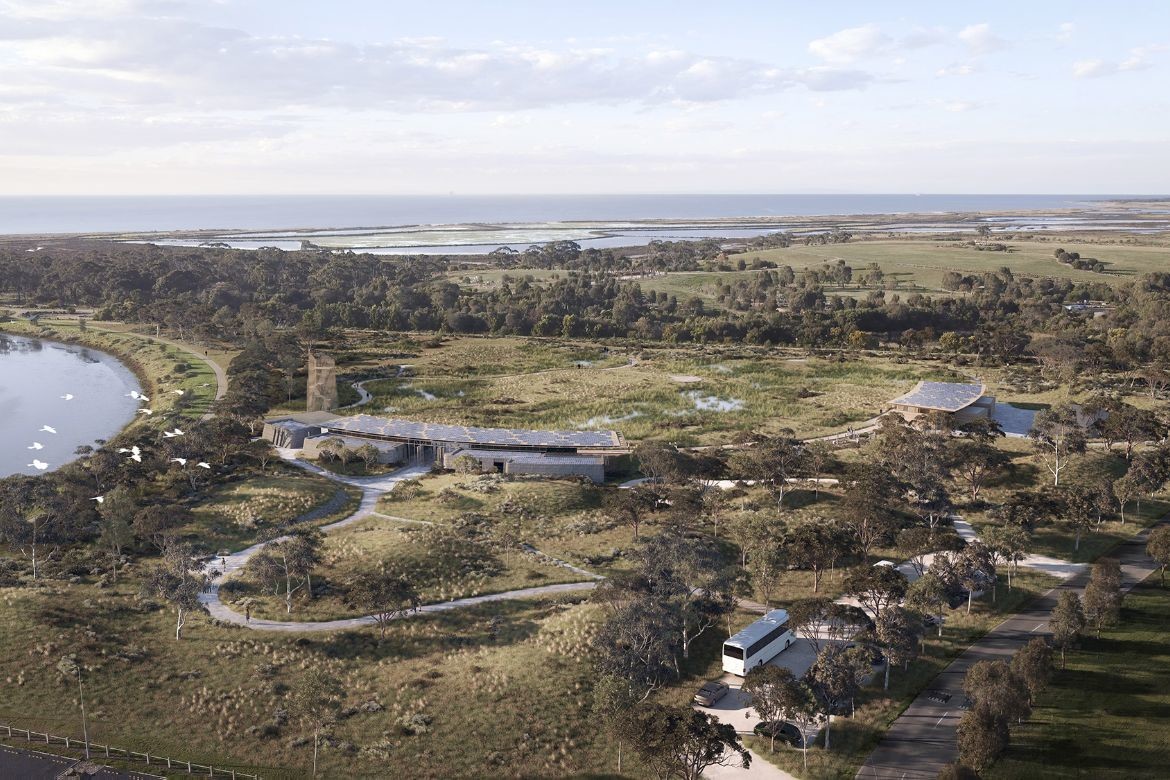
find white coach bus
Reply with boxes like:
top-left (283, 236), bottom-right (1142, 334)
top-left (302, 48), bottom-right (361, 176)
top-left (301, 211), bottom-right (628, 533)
top-left (722, 609), bottom-right (796, 676)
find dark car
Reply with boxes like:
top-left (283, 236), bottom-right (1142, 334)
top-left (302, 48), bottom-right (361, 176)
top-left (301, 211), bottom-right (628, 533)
top-left (693, 680), bottom-right (730, 706)
top-left (753, 720), bottom-right (803, 747)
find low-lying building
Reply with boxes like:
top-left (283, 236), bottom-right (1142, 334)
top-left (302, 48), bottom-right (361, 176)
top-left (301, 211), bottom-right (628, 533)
top-left (889, 381), bottom-right (996, 425)
top-left (262, 412), bottom-right (628, 482)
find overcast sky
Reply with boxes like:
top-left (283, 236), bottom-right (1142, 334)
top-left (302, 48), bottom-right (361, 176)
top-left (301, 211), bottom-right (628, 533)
top-left (1, 0), bottom-right (1166, 195)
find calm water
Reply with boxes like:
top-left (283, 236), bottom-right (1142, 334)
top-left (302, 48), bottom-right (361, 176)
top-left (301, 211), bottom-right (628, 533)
top-left (0, 334), bottom-right (141, 478)
top-left (0, 194), bottom-right (1132, 235)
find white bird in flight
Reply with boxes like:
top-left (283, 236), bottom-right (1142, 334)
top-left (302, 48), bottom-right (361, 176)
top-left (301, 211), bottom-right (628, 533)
top-left (91, 496), bottom-right (104, 504)
top-left (163, 428), bottom-right (185, 438)
top-left (117, 446), bottom-right (142, 463)
top-left (171, 389), bottom-right (185, 395)
top-left (28, 460), bottom-right (48, 470)
top-left (128, 390), bottom-right (150, 401)
top-left (197, 462), bottom-right (211, 469)
top-left (137, 409), bottom-right (154, 416)
top-left (27, 442), bottom-right (43, 450)
top-left (60, 394), bottom-right (74, 401)
top-left (170, 457), bottom-right (188, 466)
top-left (39, 425), bottom-right (57, 434)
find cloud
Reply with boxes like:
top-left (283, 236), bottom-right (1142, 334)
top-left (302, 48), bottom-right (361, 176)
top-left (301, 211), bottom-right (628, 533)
top-left (1055, 22), bottom-right (1075, 43)
top-left (0, 6), bottom-right (881, 117)
top-left (808, 24), bottom-right (891, 64)
top-left (936, 63), bottom-right (976, 77)
top-left (958, 23), bottom-right (1009, 55)
top-left (1073, 45), bottom-right (1164, 78)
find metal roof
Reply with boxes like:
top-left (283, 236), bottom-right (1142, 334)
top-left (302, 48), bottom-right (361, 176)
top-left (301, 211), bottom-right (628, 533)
top-left (890, 381), bottom-right (986, 413)
top-left (451, 448), bottom-right (606, 465)
top-left (322, 413), bottom-right (624, 449)
top-left (724, 609), bottom-right (791, 648)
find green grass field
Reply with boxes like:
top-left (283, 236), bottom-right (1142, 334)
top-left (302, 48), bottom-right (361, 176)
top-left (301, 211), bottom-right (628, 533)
top-left (329, 336), bottom-right (961, 444)
top-left (989, 577), bottom-right (1170, 779)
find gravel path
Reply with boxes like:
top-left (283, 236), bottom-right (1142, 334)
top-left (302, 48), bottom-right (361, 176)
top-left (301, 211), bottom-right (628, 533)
top-left (198, 458), bottom-right (601, 633)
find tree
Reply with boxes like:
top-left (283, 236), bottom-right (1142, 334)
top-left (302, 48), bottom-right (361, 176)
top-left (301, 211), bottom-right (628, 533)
top-left (592, 674), bottom-right (636, 774)
top-left (595, 600), bottom-right (680, 700)
top-left (958, 541), bottom-right (996, 613)
top-left (1029, 405), bottom-right (1087, 486)
top-left (840, 464), bottom-right (900, 561)
top-left (728, 433), bottom-right (805, 509)
top-left (957, 703), bottom-right (1010, 772)
top-left (1010, 637), bottom-right (1054, 704)
top-left (947, 438), bottom-right (1010, 501)
top-left (787, 596), bottom-right (833, 655)
top-left (635, 441), bottom-right (696, 486)
top-left (786, 521), bottom-right (846, 592)
top-left (808, 645), bottom-right (869, 750)
top-left (1082, 558), bottom-right (1122, 637)
top-left (982, 525), bottom-right (1029, 590)
top-left (56, 655), bottom-right (90, 760)
top-left (141, 541), bottom-right (205, 641)
top-left (844, 564), bottom-right (908, 622)
top-left (1050, 590), bottom-right (1085, 668)
top-left (97, 485), bottom-right (135, 583)
top-left (354, 443), bottom-right (380, 469)
top-left (747, 540), bottom-right (786, 609)
top-left (131, 504), bottom-right (187, 552)
top-left (743, 666), bottom-right (816, 760)
top-left (905, 572), bottom-right (949, 638)
top-left (1101, 404), bottom-right (1165, 460)
top-left (246, 530), bottom-right (322, 614)
top-left (626, 533), bottom-right (737, 660)
top-left (344, 564), bottom-right (419, 639)
top-left (1060, 484), bottom-right (1101, 553)
top-left (605, 485), bottom-right (659, 541)
top-left (628, 705), bottom-right (750, 780)
top-left (874, 606), bottom-right (922, 690)
top-left (963, 660), bottom-right (1031, 725)
top-left (992, 490), bottom-right (1059, 533)
top-left (1147, 525), bottom-right (1170, 587)
top-left (289, 668), bottom-right (343, 777)
top-left (896, 526), bottom-right (937, 577)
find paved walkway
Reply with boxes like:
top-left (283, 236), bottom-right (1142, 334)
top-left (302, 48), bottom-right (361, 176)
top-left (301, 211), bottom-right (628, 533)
top-left (856, 519), bottom-right (1165, 779)
top-left (198, 458), bottom-right (601, 632)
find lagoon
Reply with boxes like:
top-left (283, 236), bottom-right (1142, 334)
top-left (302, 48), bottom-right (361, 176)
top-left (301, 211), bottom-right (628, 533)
top-left (0, 333), bottom-right (142, 478)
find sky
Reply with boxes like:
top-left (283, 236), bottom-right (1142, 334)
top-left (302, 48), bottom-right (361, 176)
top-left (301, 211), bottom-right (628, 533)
top-left (0, 0), bottom-right (1167, 195)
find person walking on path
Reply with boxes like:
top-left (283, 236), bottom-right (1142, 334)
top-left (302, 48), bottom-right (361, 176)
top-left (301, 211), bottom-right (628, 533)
top-left (245, 602), bottom-right (251, 624)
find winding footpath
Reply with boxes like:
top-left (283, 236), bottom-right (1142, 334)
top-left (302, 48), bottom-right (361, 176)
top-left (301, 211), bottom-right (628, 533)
top-left (198, 456), bottom-right (601, 633)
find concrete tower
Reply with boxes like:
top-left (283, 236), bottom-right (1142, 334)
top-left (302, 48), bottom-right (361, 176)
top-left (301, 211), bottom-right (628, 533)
top-left (306, 351), bottom-right (338, 412)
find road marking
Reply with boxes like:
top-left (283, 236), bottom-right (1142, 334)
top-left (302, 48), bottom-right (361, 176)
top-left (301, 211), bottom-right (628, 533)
top-left (1031, 623), bottom-right (1045, 632)
top-left (935, 711), bottom-right (949, 727)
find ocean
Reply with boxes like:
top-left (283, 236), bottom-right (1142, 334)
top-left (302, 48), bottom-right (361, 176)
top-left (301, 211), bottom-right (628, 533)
top-left (0, 194), bottom-right (1132, 235)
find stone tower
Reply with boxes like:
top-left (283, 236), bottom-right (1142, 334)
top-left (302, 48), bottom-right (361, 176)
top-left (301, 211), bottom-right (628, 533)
top-left (306, 351), bottom-right (338, 412)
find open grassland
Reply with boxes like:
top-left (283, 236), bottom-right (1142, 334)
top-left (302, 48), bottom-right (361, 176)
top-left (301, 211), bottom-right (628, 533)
top-left (187, 470), bottom-right (360, 554)
top-left (0, 579), bottom-right (626, 779)
top-left (337, 336), bottom-right (961, 444)
top-left (740, 569), bottom-right (1060, 779)
top-left (734, 238), bottom-right (1170, 289)
top-left (989, 578), bottom-right (1170, 780)
top-left (377, 472), bottom-right (629, 569)
top-left (0, 318), bottom-right (228, 422)
top-left (631, 238), bottom-right (1169, 310)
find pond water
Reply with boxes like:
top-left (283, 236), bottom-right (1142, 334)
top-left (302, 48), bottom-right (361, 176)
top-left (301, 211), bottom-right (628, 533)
top-left (0, 333), bottom-right (142, 477)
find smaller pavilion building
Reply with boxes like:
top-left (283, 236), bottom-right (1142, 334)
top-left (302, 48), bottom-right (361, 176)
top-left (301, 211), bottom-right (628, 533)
top-left (888, 381), bottom-right (996, 425)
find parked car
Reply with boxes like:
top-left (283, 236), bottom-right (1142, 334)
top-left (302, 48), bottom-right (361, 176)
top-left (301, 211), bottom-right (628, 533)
top-left (693, 680), bottom-right (730, 706)
top-left (753, 720), bottom-right (803, 746)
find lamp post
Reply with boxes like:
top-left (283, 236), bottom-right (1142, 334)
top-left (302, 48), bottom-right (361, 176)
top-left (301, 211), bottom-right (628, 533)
top-left (57, 656), bottom-right (89, 759)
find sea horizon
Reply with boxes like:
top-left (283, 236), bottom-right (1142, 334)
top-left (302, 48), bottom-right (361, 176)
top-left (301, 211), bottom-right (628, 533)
top-left (0, 192), bottom-right (1160, 236)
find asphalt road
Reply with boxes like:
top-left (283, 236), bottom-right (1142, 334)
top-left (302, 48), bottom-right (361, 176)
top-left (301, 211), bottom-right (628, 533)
top-left (856, 522), bottom-right (1165, 779)
top-left (0, 743), bottom-right (157, 779)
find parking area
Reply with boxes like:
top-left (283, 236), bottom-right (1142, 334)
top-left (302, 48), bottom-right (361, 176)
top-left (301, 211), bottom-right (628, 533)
top-left (694, 637), bottom-right (834, 737)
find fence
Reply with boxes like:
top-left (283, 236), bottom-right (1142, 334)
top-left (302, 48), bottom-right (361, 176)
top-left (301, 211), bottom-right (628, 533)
top-left (0, 723), bottom-right (260, 779)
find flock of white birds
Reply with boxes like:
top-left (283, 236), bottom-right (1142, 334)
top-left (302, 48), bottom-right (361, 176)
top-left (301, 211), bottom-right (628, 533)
top-left (26, 384), bottom-right (211, 501)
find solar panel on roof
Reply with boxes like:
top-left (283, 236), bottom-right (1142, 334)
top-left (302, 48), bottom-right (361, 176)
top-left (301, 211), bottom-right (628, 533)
top-left (891, 381), bottom-right (985, 412)
top-left (325, 414), bottom-right (622, 448)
